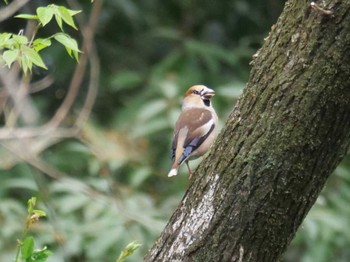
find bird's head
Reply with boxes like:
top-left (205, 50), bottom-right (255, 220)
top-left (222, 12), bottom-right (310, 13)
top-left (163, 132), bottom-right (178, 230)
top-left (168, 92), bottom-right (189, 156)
top-left (183, 85), bottom-right (215, 109)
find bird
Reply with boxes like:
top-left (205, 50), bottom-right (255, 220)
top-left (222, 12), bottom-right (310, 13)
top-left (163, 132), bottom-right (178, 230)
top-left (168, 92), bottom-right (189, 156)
top-left (168, 85), bottom-right (218, 178)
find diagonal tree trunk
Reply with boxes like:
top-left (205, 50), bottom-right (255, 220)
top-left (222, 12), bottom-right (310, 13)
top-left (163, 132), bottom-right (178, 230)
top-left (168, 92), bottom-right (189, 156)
top-left (145, 0), bottom-right (350, 261)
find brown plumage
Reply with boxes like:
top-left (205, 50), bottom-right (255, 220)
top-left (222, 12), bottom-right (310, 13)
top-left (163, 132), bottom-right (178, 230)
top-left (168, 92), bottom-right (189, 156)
top-left (168, 85), bottom-right (218, 177)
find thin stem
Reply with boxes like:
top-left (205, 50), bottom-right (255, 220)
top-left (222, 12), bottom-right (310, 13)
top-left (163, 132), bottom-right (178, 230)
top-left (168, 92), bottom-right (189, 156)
top-left (14, 214), bottom-right (30, 262)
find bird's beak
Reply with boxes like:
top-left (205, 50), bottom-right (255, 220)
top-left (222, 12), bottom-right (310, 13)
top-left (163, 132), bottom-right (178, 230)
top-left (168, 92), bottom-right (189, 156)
top-left (202, 88), bottom-right (215, 99)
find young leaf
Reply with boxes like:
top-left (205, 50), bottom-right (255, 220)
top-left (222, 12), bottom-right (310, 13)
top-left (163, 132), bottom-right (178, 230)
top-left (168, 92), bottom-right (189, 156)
top-left (53, 33), bottom-right (80, 52)
top-left (33, 38), bottom-right (52, 52)
top-left (27, 197), bottom-right (37, 214)
top-left (36, 6), bottom-right (54, 26)
top-left (0, 33), bottom-right (12, 47)
top-left (54, 33), bottom-right (81, 61)
top-left (31, 246), bottom-right (52, 262)
top-left (33, 209), bottom-right (47, 217)
top-left (21, 53), bottom-right (32, 74)
top-left (21, 237), bottom-right (35, 259)
top-left (68, 9), bottom-right (82, 17)
top-left (116, 241), bottom-right (141, 262)
top-left (72, 49), bottom-right (79, 62)
top-left (15, 14), bottom-right (39, 20)
top-left (2, 49), bottom-right (19, 68)
top-left (12, 35), bottom-right (28, 46)
top-left (54, 11), bottom-right (63, 31)
top-left (58, 6), bottom-right (78, 30)
top-left (21, 45), bottom-right (48, 70)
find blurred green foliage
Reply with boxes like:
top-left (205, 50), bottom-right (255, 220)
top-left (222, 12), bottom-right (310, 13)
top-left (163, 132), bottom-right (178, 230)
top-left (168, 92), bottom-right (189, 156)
top-left (0, 1), bottom-right (350, 262)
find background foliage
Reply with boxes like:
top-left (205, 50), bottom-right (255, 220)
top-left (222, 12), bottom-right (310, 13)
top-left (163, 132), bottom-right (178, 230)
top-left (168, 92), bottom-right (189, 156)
top-left (0, 1), bottom-right (349, 261)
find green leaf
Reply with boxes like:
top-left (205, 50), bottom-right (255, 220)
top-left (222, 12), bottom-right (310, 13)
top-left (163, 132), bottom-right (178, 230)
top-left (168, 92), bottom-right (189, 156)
top-left (54, 12), bottom-right (63, 31)
top-left (68, 9), bottom-right (82, 16)
top-left (36, 6), bottom-right (54, 26)
top-left (33, 38), bottom-right (52, 52)
top-left (0, 33), bottom-right (12, 47)
top-left (33, 209), bottom-right (47, 217)
top-left (27, 197), bottom-right (36, 214)
top-left (58, 6), bottom-right (78, 30)
top-left (15, 14), bottom-right (39, 20)
top-left (54, 33), bottom-right (81, 61)
top-left (21, 53), bottom-right (32, 75)
top-left (21, 45), bottom-right (48, 70)
top-left (21, 237), bottom-right (35, 259)
top-left (116, 241), bottom-right (141, 262)
top-left (31, 246), bottom-right (52, 262)
top-left (12, 35), bottom-right (28, 46)
top-left (2, 49), bottom-right (19, 68)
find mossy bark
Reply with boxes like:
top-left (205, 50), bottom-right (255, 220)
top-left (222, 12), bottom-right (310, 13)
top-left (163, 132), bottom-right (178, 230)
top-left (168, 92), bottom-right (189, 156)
top-left (145, 1), bottom-right (350, 261)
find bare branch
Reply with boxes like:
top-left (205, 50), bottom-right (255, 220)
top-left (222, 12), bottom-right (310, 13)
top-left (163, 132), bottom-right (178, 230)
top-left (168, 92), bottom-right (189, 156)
top-left (72, 0), bottom-right (102, 128)
top-left (48, 0), bottom-right (102, 129)
top-left (0, 66), bottom-right (39, 126)
top-left (29, 75), bottom-right (54, 93)
top-left (0, 0), bottom-right (30, 22)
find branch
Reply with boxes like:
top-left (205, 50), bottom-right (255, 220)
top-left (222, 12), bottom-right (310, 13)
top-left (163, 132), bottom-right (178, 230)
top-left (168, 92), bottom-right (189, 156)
top-left (0, 66), bottom-right (39, 126)
top-left (0, 0), bottom-right (30, 22)
top-left (69, 0), bottom-right (102, 129)
top-left (48, 0), bottom-right (102, 129)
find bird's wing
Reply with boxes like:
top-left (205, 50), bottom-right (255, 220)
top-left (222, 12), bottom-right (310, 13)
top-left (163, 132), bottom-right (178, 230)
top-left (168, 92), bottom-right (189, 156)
top-left (171, 108), bottom-right (215, 165)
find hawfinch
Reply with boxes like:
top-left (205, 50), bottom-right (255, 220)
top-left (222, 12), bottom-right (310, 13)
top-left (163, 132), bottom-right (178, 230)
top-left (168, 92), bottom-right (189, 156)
top-left (168, 85), bottom-right (218, 177)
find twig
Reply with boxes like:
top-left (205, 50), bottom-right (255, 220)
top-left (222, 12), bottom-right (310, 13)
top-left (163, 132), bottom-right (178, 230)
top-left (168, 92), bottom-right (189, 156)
top-left (73, 0), bottom-right (102, 128)
top-left (0, 126), bottom-right (77, 140)
top-left (48, 0), bottom-right (102, 129)
top-left (29, 75), bottom-right (54, 93)
top-left (0, 0), bottom-right (30, 22)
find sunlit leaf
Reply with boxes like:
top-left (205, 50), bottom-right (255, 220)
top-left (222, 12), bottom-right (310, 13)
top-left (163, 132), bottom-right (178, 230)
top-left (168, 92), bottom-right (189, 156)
top-left (33, 38), bottom-right (52, 52)
top-left (20, 52), bottom-right (32, 74)
top-left (0, 33), bottom-right (12, 46)
top-left (21, 237), bottom-right (35, 259)
top-left (21, 45), bottom-right (48, 70)
top-left (53, 33), bottom-right (80, 52)
top-left (12, 35), bottom-right (28, 45)
top-left (68, 9), bottom-right (82, 16)
top-left (27, 197), bottom-right (37, 214)
top-left (37, 6), bottom-right (54, 26)
top-left (2, 49), bottom-right (19, 68)
top-left (116, 241), bottom-right (141, 262)
top-left (15, 14), bottom-right (39, 20)
top-left (58, 6), bottom-right (78, 30)
top-left (33, 209), bottom-right (47, 217)
top-left (54, 33), bottom-right (81, 61)
top-left (54, 12), bottom-right (63, 31)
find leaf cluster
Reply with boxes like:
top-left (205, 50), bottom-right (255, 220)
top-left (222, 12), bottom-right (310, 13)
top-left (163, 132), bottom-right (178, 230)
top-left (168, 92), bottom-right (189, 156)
top-left (0, 4), bottom-right (81, 74)
top-left (15, 197), bottom-right (51, 262)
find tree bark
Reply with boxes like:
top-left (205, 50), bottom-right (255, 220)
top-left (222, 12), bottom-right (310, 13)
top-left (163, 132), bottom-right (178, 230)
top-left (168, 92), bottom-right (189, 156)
top-left (145, 1), bottom-right (350, 261)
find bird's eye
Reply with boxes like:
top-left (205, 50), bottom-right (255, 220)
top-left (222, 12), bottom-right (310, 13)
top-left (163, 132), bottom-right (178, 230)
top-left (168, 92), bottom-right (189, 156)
top-left (192, 90), bottom-right (200, 95)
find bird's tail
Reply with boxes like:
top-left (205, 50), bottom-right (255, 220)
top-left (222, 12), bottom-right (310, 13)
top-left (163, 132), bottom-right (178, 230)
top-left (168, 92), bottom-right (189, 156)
top-left (168, 168), bottom-right (178, 177)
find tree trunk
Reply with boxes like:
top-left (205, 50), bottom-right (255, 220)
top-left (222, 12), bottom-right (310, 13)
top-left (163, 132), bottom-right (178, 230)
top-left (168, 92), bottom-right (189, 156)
top-left (145, 1), bottom-right (350, 261)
